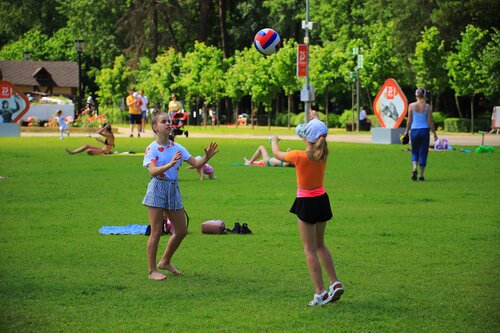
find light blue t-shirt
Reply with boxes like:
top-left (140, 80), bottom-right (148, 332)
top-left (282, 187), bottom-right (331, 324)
top-left (143, 140), bottom-right (191, 180)
top-left (411, 104), bottom-right (430, 129)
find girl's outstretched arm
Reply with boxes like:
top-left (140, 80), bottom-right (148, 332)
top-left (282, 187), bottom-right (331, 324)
top-left (270, 136), bottom-right (286, 161)
top-left (186, 142), bottom-right (219, 169)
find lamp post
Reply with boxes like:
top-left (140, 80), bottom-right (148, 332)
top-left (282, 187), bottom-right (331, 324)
top-left (301, 0), bottom-right (316, 123)
top-left (74, 39), bottom-right (85, 116)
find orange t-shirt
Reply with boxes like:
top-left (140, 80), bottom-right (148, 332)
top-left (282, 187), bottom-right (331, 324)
top-left (284, 150), bottom-right (326, 189)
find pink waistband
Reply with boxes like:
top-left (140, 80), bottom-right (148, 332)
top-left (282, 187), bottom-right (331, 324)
top-left (297, 185), bottom-right (325, 198)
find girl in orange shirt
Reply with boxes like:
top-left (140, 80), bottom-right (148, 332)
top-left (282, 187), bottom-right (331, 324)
top-left (270, 114), bottom-right (343, 306)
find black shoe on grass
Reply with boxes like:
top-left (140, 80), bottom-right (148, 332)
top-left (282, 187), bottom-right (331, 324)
top-left (231, 222), bottom-right (241, 234)
top-left (240, 223), bottom-right (252, 234)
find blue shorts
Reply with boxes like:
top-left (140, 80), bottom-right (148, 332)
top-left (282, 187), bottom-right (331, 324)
top-left (141, 111), bottom-right (147, 119)
top-left (142, 178), bottom-right (183, 210)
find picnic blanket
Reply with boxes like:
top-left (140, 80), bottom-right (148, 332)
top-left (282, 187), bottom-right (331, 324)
top-left (99, 224), bottom-right (148, 235)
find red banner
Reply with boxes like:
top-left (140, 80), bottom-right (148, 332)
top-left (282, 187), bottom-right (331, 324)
top-left (297, 44), bottom-right (307, 77)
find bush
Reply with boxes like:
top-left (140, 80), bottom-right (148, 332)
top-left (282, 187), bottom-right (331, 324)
top-left (432, 112), bottom-right (446, 130)
top-left (444, 118), bottom-right (491, 132)
top-left (367, 115), bottom-right (379, 127)
top-left (100, 106), bottom-right (128, 124)
top-left (328, 113), bottom-right (341, 128)
top-left (339, 109), bottom-right (357, 128)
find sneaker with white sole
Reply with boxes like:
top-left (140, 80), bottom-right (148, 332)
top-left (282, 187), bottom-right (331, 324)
top-left (308, 290), bottom-right (332, 306)
top-left (328, 281), bottom-right (344, 303)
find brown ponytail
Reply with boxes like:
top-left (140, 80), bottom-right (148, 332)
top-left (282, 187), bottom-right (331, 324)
top-left (313, 136), bottom-right (329, 161)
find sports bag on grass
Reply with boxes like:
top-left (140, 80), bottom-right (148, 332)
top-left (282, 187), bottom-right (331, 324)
top-left (201, 220), bottom-right (227, 234)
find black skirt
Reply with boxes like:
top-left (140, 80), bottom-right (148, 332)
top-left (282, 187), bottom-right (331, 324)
top-left (289, 193), bottom-right (333, 224)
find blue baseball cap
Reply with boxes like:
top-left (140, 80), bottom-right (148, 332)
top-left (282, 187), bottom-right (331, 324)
top-left (296, 119), bottom-right (328, 143)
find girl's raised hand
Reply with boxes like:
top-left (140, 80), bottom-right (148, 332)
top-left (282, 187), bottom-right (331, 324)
top-left (204, 142), bottom-right (219, 159)
top-left (170, 151), bottom-right (181, 164)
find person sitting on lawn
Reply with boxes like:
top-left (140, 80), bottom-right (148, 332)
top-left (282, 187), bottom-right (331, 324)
top-left (65, 123), bottom-right (115, 155)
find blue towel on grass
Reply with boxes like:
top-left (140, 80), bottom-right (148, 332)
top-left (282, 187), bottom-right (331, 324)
top-left (99, 224), bottom-right (148, 235)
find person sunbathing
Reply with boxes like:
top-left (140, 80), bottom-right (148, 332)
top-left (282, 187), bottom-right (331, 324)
top-left (66, 123), bottom-right (115, 155)
top-left (244, 145), bottom-right (293, 167)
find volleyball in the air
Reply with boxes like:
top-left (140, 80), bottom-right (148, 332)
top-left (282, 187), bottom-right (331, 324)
top-left (254, 28), bottom-right (281, 55)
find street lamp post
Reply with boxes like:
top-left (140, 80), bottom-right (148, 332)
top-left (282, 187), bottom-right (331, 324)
top-left (74, 39), bottom-right (85, 116)
top-left (302, 0), bottom-right (316, 123)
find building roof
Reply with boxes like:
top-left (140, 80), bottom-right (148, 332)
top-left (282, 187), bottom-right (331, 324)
top-left (0, 61), bottom-right (78, 88)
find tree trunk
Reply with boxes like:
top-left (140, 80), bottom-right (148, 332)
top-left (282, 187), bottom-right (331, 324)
top-left (234, 102), bottom-right (239, 127)
top-left (454, 95), bottom-right (463, 118)
top-left (470, 94), bottom-right (475, 134)
top-left (151, 0), bottom-right (158, 60)
top-left (365, 87), bottom-right (373, 113)
top-left (287, 95), bottom-right (291, 129)
top-left (199, 0), bottom-right (209, 43)
top-left (218, 0), bottom-right (230, 58)
top-left (162, 11), bottom-right (180, 52)
top-left (268, 106), bottom-right (271, 131)
top-left (325, 92), bottom-right (329, 128)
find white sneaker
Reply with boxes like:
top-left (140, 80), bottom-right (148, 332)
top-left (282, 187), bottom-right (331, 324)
top-left (308, 290), bottom-right (332, 306)
top-left (328, 281), bottom-right (344, 303)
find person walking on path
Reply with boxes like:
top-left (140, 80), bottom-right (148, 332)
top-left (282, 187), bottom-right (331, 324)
top-left (403, 87), bottom-right (438, 181)
top-left (270, 119), bottom-right (344, 306)
top-left (126, 88), bottom-right (142, 137)
top-left (142, 112), bottom-right (218, 281)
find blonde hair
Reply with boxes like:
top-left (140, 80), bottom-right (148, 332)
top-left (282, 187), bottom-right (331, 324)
top-left (313, 136), bottom-right (329, 161)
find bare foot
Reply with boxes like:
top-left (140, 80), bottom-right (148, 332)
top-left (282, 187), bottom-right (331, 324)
top-left (65, 148), bottom-right (74, 155)
top-left (149, 271), bottom-right (167, 281)
top-left (244, 157), bottom-right (251, 165)
top-left (158, 264), bottom-right (181, 276)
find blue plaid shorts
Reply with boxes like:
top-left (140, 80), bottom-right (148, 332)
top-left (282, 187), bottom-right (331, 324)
top-left (142, 178), bottom-right (183, 210)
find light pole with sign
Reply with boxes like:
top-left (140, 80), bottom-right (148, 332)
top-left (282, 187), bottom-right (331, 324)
top-left (352, 47), bottom-right (363, 131)
top-left (299, 0), bottom-right (316, 123)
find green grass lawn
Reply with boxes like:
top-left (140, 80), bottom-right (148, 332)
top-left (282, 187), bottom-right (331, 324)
top-left (0, 136), bottom-right (498, 332)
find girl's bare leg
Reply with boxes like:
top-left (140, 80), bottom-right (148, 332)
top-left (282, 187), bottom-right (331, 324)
top-left (146, 207), bottom-right (167, 280)
top-left (250, 145), bottom-right (270, 163)
top-left (66, 144), bottom-right (99, 154)
top-left (157, 209), bottom-right (188, 275)
top-left (315, 222), bottom-right (339, 284)
top-left (298, 219), bottom-right (325, 294)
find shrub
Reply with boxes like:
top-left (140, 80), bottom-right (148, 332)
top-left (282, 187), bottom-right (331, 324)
top-left (432, 112), bottom-right (446, 130)
top-left (444, 118), bottom-right (491, 132)
top-left (328, 113), bottom-right (341, 128)
top-left (339, 109), bottom-right (357, 128)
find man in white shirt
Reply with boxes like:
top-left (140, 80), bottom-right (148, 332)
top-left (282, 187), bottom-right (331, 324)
top-left (139, 90), bottom-right (149, 133)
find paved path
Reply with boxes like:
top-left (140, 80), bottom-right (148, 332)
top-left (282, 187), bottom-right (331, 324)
top-left (19, 129), bottom-right (500, 146)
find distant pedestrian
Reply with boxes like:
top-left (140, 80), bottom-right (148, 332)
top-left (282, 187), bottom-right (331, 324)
top-left (403, 87), bottom-right (438, 181)
top-left (126, 88), bottom-right (142, 137)
top-left (55, 109), bottom-right (70, 140)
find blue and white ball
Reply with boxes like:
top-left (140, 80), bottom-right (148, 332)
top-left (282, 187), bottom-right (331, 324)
top-left (254, 28), bottom-right (281, 56)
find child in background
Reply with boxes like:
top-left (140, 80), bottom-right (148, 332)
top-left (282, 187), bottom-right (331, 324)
top-left (142, 112), bottom-right (218, 281)
top-left (186, 156), bottom-right (216, 180)
top-left (55, 110), bottom-right (70, 140)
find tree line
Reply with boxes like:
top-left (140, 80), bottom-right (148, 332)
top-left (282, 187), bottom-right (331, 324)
top-left (1, 0), bottom-right (499, 122)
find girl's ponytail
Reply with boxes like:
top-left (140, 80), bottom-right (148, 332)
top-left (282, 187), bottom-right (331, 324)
top-left (313, 136), bottom-right (329, 161)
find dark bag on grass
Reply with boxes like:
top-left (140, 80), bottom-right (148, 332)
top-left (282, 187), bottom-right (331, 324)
top-left (201, 220), bottom-right (227, 234)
